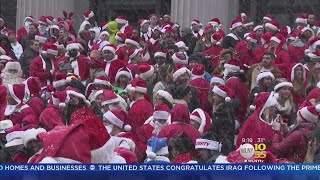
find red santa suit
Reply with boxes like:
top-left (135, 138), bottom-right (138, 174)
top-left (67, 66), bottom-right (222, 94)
top-left (128, 98), bottom-right (154, 132)
top-left (157, 104), bottom-right (200, 145)
top-left (120, 24), bottom-right (133, 38)
top-left (140, 27), bottom-right (153, 42)
top-left (236, 92), bottom-right (278, 151)
top-left (287, 63), bottom-right (308, 107)
top-left (17, 16), bottom-right (33, 43)
top-left (116, 44), bottom-right (129, 62)
top-left (39, 105), bottom-right (64, 131)
top-left (146, 38), bottom-right (162, 57)
top-left (288, 40), bottom-right (307, 63)
top-left (23, 77), bottom-right (45, 118)
top-left (189, 64), bottom-right (210, 110)
top-left (58, 53), bottom-right (90, 81)
top-left (203, 45), bottom-right (223, 68)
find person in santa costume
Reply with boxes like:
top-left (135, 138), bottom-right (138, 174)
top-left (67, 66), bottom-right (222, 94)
top-left (236, 91), bottom-right (278, 151)
top-left (193, 25), bottom-right (215, 53)
top-left (1, 60), bottom-right (23, 87)
top-left (0, 120), bottom-right (13, 149)
top-left (271, 105), bottom-right (319, 163)
top-left (101, 44), bottom-right (126, 84)
top-left (0, 130), bottom-right (25, 163)
top-left (139, 19), bottom-right (152, 42)
top-left (57, 41), bottom-right (90, 82)
top-left (7, 31), bottom-right (23, 60)
top-left (249, 71), bottom-right (275, 104)
top-left (190, 108), bottom-right (212, 134)
top-left (4, 84), bottom-right (36, 125)
top-left (288, 26), bottom-right (313, 63)
top-left (146, 26), bottom-right (163, 56)
top-left (172, 52), bottom-right (188, 67)
top-left (265, 20), bottom-right (280, 35)
top-left (39, 90), bottom-right (67, 131)
top-left (100, 89), bottom-right (122, 115)
top-left (115, 16), bottom-right (133, 38)
top-left (144, 137), bottom-right (170, 163)
top-left (87, 27), bottom-right (100, 50)
top-left (180, 27), bottom-right (197, 55)
top-left (127, 78), bottom-right (154, 132)
top-left (29, 42), bottom-right (59, 87)
top-left (190, 19), bottom-right (204, 40)
top-left (17, 16), bottom-right (34, 43)
top-left (189, 64), bottom-right (210, 110)
top-left (195, 131), bottom-right (228, 163)
top-left (79, 10), bottom-right (95, 33)
top-left (0, 18), bottom-right (11, 35)
top-left (153, 90), bottom-right (174, 109)
top-left (136, 103), bottom-right (171, 162)
top-left (221, 18), bottom-right (243, 49)
top-left (148, 14), bottom-right (158, 30)
top-left (21, 23), bottom-right (38, 50)
top-left (202, 33), bottom-right (223, 68)
top-left (288, 63), bottom-right (308, 108)
top-left (153, 64), bottom-right (174, 101)
top-left (236, 32), bottom-right (261, 67)
top-left (269, 34), bottom-right (290, 71)
top-left (175, 41), bottom-right (189, 57)
top-left (114, 67), bottom-right (132, 90)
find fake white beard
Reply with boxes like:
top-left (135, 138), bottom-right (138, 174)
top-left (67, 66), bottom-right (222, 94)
top-left (25, 21), bottom-right (31, 32)
top-left (152, 121), bottom-right (168, 136)
top-left (2, 72), bottom-right (23, 86)
top-left (38, 26), bottom-right (47, 35)
top-left (106, 124), bottom-right (114, 134)
top-left (4, 105), bottom-right (17, 116)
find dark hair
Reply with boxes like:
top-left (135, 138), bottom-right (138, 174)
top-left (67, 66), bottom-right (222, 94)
top-left (189, 53), bottom-right (202, 63)
top-left (65, 81), bottom-right (86, 95)
top-left (158, 64), bottom-right (174, 82)
top-left (173, 85), bottom-right (191, 99)
top-left (309, 127), bottom-right (320, 141)
top-left (29, 39), bottom-right (38, 46)
top-left (263, 51), bottom-right (275, 59)
top-left (169, 132), bottom-right (195, 154)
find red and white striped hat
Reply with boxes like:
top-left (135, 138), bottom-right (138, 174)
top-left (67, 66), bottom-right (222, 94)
top-left (103, 109), bottom-right (131, 131)
top-left (265, 20), bottom-right (280, 32)
top-left (115, 16), bottom-right (128, 24)
top-left (298, 105), bottom-right (320, 123)
top-left (83, 10), bottom-right (94, 20)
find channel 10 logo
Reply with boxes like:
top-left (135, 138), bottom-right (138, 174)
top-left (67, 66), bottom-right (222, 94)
top-left (240, 143), bottom-right (267, 162)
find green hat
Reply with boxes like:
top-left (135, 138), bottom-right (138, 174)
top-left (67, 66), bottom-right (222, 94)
top-left (107, 21), bottom-right (119, 33)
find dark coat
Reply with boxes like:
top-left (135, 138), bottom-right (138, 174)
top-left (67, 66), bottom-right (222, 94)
top-left (20, 47), bottom-right (38, 78)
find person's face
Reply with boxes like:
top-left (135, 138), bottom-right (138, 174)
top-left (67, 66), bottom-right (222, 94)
top-left (178, 73), bottom-right (189, 85)
top-left (133, 54), bottom-right (143, 64)
top-left (315, 45), bottom-right (320, 52)
top-left (28, 25), bottom-right (37, 35)
top-left (27, 140), bottom-right (42, 154)
top-left (8, 34), bottom-right (16, 43)
top-left (192, 24), bottom-right (200, 32)
top-left (270, 40), bottom-right (279, 49)
top-left (132, 30), bottom-right (139, 37)
top-left (0, 19), bottom-right (4, 27)
top-left (68, 49), bottom-right (78, 58)
top-left (30, 41), bottom-right (40, 52)
top-left (166, 69), bottom-right (174, 82)
top-left (308, 14), bottom-right (315, 25)
top-left (190, 120), bottom-right (200, 130)
top-left (150, 16), bottom-right (157, 24)
top-left (255, 29), bottom-right (263, 37)
top-left (265, 27), bottom-right (274, 33)
top-left (6, 94), bottom-right (18, 105)
top-left (0, 60), bottom-right (6, 71)
top-left (198, 149), bottom-right (211, 162)
top-left (102, 50), bottom-right (114, 60)
top-left (294, 66), bottom-right (303, 79)
top-left (52, 28), bottom-right (59, 37)
top-left (90, 31), bottom-right (96, 39)
top-left (126, 43), bottom-right (135, 51)
top-left (234, 26), bottom-right (243, 34)
top-left (212, 93), bottom-right (224, 106)
top-left (302, 30), bottom-right (312, 39)
top-left (205, 30), bottom-right (214, 38)
top-left (163, 17), bottom-right (170, 23)
top-left (155, 56), bottom-right (166, 65)
top-left (262, 55), bottom-right (273, 67)
top-left (59, 29), bottom-right (65, 38)
top-left (189, 60), bottom-right (199, 70)
top-left (180, 30), bottom-right (187, 37)
top-left (100, 34), bottom-right (109, 41)
top-left (154, 30), bottom-right (161, 38)
top-left (261, 77), bottom-right (273, 87)
top-left (119, 75), bottom-right (129, 84)
top-left (279, 86), bottom-right (291, 99)
top-left (155, 119), bottom-right (167, 125)
top-left (141, 23), bottom-right (149, 32)
top-left (69, 95), bottom-right (80, 106)
top-left (95, 94), bottom-right (103, 106)
top-left (171, 146), bottom-right (179, 160)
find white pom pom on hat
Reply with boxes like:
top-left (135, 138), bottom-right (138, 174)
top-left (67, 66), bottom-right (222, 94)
top-left (225, 97), bottom-right (231, 102)
top-left (147, 151), bottom-right (157, 160)
top-left (316, 104), bottom-right (320, 112)
top-left (124, 124), bottom-right (132, 132)
top-left (249, 105), bottom-right (256, 111)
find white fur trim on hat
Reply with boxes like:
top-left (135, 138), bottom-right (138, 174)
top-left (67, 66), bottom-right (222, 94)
top-left (66, 43), bottom-right (79, 51)
top-left (53, 79), bottom-right (67, 88)
top-left (115, 18), bottom-right (127, 24)
top-left (101, 97), bottom-right (120, 106)
top-left (134, 86), bottom-right (147, 94)
top-left (210, 77), bottom-right (225, 85)
top-left (125, 38), bottom-right (140, 48)
top-left (224, 63), bottom-right (240, 71)
top-left (259, 92), bottom-right (278, 122)
top-left (138, 66), bottom-right (154, 80)
top-left (175, 41), bottom-right (189, 51)
top-left (6, 131), bottom-right (23, 142)
top-left (155, 90), bottom-right (174, 104)
top-left (100, 31), bottom-right (109, 37)
top-left (173, 67), bottom-right (191, 82)
top-left (212, 86), bottom-right (227, 98)
top-left (256, 72), bottom-right (275, 82)
top-left (46, 49), bottom-right (58, 56)
top-left (103, 111), bottom-right (124, 129)
top-left (109, 155), bottom-right (126, 163)
top-left (5, 139), bottom-right (23, 147)
top-left (8, 84), bottom-right (21, 104)
top-left (93, 79), bottom-right (109, 86)
top-left (265, 22), bottom-right (278, 31)
top-left (146, 145), bottom-right (169, 156)
top-left (295, 17), bottom-right (307, 24)
top-left (247, 36), bottom-right (258, 43)
top-left (263, 16), bottom-right (272, 21)
top-left (192, 108), bottom-right (207, 134)
top-left (154, 52), bottom-right (166, 58)
top-left (21, 128), bottom-right (46, 147)
top-left (190, 115), bottom-right (202, 124)
top-left (0, 55), bottom-right (11, 61)
top-left (153, 111), bottom-right (170, 120)
top-left (274, 82), bottom-right (293, 92)
top-left (140, 19), bottom-right (149, 28)
top-left (231, 22), bottom-right (243, 30)
top-left (301, 27), bottom-right (314, 37)
top-left (172, 53), bottom-right (188, 65)
top-left (195, 139), bottom-right (222, 152)
top-left (0, 120), bottom-right (13, 133)
top-left (66, 90), bottom-right (91, 106)
top-left (35, 35), bottom-right (47, 44)
top-left (270, 36), bottom-right (281, 44)
top-left (299, 107), bottom-right (319, 123)
top-left (102, 46), bottom-right (116, 55)
top-left (93, 89), bottom-right (104, 101)
top-left (253, 25), bottom-right (263, 32)
top-left (5, 61), bottom-right (21, 71)
top-left (129, 49), bottom-right (139, 59)
top-left (115, 70), bottom-right (132, 83)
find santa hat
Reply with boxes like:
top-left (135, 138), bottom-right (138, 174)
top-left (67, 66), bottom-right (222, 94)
top-left (83, 10), bottom-right (94, 20)
top-left (300, 26), bottom-right (315, 37)
top-left (141, 50), bottom-right (151, 63)
top-left (42, 42), bottom-right (58, 56)
top-left (114, 147), bottom-right (138, 163)
top-left (38, 16), bottom-right (48, 25)
top-left (145, 137), bottom-right (169, 161)
top-left (135, 63), bottom-right (154, 80)
top-left (191, 64), bottom-right (205, 79)
top-left (7, 84), bottom-right (25, 104)
top-left (230, 19), bottom-right (243, 30)
top-left (103, 109), bottom-right (131, 131)
top-left (224, 59), bottom-right (242, 74)
top-left (0, 55), bottom-right (11, 61)
top-left (256, 71), bottom-right (275, 82)
top-left (125, 36), bottom-right (140, 48)
top-left (93, 76), bottom-right (110, 86)
top-left (261, 32), bottom-right (273, 44)
top-left (307, 51), bottom-right (320, 59)
top-left (63, 11), bottom-right (74, 19)
top-left (101, 90), bottom-right (119, 106)
top-left (295, 13), bottom-right (308, 25)
top-left (0, 120), bottom-right (13, 133)
top-left (211, 33), bottom-right (222, 45)
top-left (128, 49), bottom-right (140, 60)
top-left (100, 22), bottom-right (108, 31)
top-left (212, 85), bottom-right (231, 101)
top-left (305, 37), bottom-right (320, 54)
top-left (131, 78), bottom-right (147, 94)
top-left (265, 20), bottom-right (280, 31)
top-left (208, 18), bottom-right (221, 27)
top-left (23, 77), bottom-right (41, 97)
top-left (115, 67), bottom-right (132, 83)
top-left (171, 104), bottom-right (190, 124)
top-left (65, 87), bottom-right (91, 106)
top-left (274, 81), bottom-right (293, 92)
top-left (172, 52), bottom-right (188, 65)
top-left (21, 128), bottom-right (46, 147)
top-left (154, 90), bottom-right (174, 104)
top-left (5, 131), bottom-right (23, 147)
top-left (210, 75), bottom-right (225, 86)
top-left (35, 35), bottom-right (47, 44)
top-left (246, 32), bottom-right (258, 43)
top-left (148, 14), bottom-right (157, 20)
top-left (46, 16), bottom-right (56, 25)
top-left (101, 45), bottom-right (116, 56)
top-left (190, 108), bottom-right (212, 134)
top-left (191, 19), bottom-right (201, 26)
top-left (115, 33), bottom-right (127, 42)
top-left (100, 31), bottom-right (110, 38)
top-left (263, 14), bottom-right (274, 21)
top-left (253, 25), bottom-right (263, 32)
top-left (154, 50), bottom-right (167, 58)
top-left (270, 33), bottom-right (285, 44)
top-left (138, 19), bottom-right (149, 28)
top-left (51, 90), bottom-right (69, 108)
top-left (153, 104), bottom-right (170, 120)
top-left (250, 92), bottom-right (278, 119)
top-left (53, 73), bottom-right (67, 88)
top-left (115, 16), bottom-right (128, 24)
top-left (173, 67), bottom-right (191, 82)
top-left (4, 61), bottom-right (21, 71)
top-left (195, 132), bottom-right (222, 151)
top-left (298, 105), bottom-right (320, 123)
top-left (161, 27), bottom-right (173, 34)
top-left (66, 41), bottom-right (79, 51)
top-left (37, 123), bottom-right (91, 163)
top-left (24, 16), bottom-right (34, 22)
top-left (290, 63), bottom-right (307, 82)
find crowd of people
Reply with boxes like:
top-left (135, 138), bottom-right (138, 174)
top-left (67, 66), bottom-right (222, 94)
top-left (1, 10), bottom-right (320, 164)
